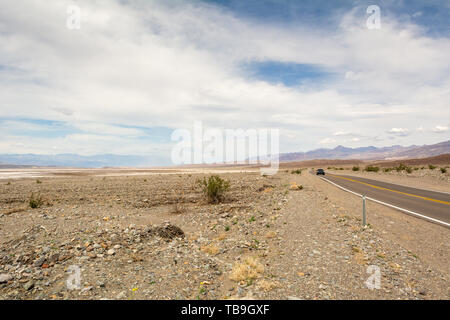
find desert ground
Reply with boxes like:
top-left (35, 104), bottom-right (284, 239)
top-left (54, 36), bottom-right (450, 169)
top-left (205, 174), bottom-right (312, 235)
top-left (0, 164), bottom-right (448, 300)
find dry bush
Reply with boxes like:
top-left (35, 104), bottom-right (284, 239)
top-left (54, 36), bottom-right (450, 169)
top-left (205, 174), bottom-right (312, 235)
top-left (265, 231), bottom-right (277, 239)
top-left (257, 279), bottom-right (280, 292)
top-left (229, 256), bottom-right (264, 282)
top-left (170, 189), bottom-right (186, 214)
top-left (216, 233), bottom-right (227, 241)
top-left (29, 192), bottom-right (44, 209)
top-left (201, 244), bottom-right (220, 256)
top-left (171, 201), bottom-right (185, 214)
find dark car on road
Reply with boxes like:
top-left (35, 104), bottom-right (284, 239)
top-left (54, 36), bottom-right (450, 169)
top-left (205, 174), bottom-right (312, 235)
top-left (316, 169), bottom-right (325, 175)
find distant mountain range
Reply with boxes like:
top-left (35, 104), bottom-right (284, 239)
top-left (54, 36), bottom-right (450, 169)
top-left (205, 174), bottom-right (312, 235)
top-left (280, 140), bottom-right (450, 162)
top-left (0, 140), bottom-right (448, 168)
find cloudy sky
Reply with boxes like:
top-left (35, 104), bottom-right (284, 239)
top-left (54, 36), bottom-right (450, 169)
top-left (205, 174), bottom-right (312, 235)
top-left (0, 0), bottom-right (449, 165)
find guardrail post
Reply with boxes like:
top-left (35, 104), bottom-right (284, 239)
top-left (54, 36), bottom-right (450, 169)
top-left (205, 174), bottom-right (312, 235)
top-left (362, 195), bottom-right (367, 226)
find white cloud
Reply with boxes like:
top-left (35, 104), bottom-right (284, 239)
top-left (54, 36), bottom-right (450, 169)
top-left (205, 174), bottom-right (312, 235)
top-left (333, 131), bottom-right (351, 136)
top-left (387, 128), bottom-right (409, 136)
top-left (319, 138), bottom-right (336, 145)
top-left (432, 125), bottom-right (449, 133)
top-left (0, 0), bottom-right (449, 156)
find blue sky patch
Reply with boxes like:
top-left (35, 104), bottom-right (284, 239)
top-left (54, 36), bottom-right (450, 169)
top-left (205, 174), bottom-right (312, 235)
top-left (242, 61), bottom-right (334, 87)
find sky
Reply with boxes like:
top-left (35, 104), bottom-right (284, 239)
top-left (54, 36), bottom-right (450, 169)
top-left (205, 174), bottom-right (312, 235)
top-left (0, 0), bottom-right (449, 165)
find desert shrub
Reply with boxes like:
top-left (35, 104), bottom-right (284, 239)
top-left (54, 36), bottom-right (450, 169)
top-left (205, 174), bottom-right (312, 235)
top-left (29, 192), bottom-right (44, 209)
top-left (36, 179), bottom-right (42, 184)
top-left (365, 166), bottom-right (380, 172)
top-left (291, 169), bottom-right (302, 174)
top-left (429, 165), bottom-right (436, 170)
top-left (383, 168), bottom-right (392, 172)
top-left (406, 167), bottom-right (413, 173)
top-left (441, 167), bottom-right (447, 174)
top-left (198, 175), bottom-right (230, 203)
top-left (414, 167), bottom-right (419, 171)
top-left (352, 166), bottom-right (360, 171)
top-left (394, 163), bottom-right (408, 172)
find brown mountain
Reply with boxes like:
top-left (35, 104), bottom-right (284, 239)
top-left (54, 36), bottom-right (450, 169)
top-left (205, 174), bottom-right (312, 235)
top-left (280, 140), bottom-right (450, 162)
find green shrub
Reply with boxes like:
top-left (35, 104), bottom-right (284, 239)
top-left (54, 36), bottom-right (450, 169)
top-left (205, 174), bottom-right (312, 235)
top-left (406, 167), bottom-right (412, 174)
top-left (352, 166), bottom-right (360, 171)
top-left (29, 192), bottom-right (44, 209)
top-left (441, 167), bottom-right (447, 174)
top-left (291, 169), bottom-right (302, 174)
top-left (198, 175), bottom-right (230, 203)
top-left (383, 168), bottom-right (392, 172)
top-left (429, 165), bottom-right (436, 170)
top-left (394, 163), bottom-right (409, 172)
top-left (364, 166), bottom-right (380, 172)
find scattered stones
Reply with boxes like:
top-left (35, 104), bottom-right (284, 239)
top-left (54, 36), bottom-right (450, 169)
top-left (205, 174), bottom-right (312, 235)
top-left (0, 274), bottom-right (13, 283)
top-left (0, 170), bottom-right (447, 301)
top-left (33, 257), bottom-right (46, 267)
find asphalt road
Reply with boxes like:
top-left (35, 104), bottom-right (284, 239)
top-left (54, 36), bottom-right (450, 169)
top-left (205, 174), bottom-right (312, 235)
top-left (319, 173), bottom-right (450, 227)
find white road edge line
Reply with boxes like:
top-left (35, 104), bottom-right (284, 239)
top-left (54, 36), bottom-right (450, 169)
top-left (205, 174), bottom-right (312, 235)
top-left (329, 172), bottom-right (450, 196)
top-left (318, 176), bottom-right (450, 228)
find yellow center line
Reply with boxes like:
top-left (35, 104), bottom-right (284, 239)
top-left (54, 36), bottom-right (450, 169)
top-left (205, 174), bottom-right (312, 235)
top-left (328, 174), bottom-right (450, 205)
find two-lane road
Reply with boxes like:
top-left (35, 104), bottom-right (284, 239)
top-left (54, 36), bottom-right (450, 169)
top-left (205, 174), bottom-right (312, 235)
top-left (319, 173), bottom-right (450, 227)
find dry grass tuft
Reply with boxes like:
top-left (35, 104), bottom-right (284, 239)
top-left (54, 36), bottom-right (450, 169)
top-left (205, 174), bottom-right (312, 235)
top-left (265, 231), bottom-right (277, 239)
top-left (201, 244), bottom-right (220, 255)
top-left (257, 279), bottom-right (280, 292)
top-left (216, 233), bottom-right (227, 241)
top-left (229, 256), bottom-right (264, 282)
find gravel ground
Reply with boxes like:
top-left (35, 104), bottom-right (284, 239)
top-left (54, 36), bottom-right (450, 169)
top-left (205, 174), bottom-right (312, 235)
top-left (0, 170), bottom-right (448, 300)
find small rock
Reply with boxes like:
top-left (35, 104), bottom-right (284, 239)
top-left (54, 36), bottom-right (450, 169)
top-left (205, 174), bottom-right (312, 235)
top-left (116, 291), bottom-right (126, 299)
top-left (24, 281), bottom-right (35, 291)
top-left (107, 249), bottom-right (115, 255)
top-left (81, 286), bottom-right (93, 293)
top-left (33, 257), bottom-right (46, 267)
top-left (48, 253), bottom-right (59, 263)
top-left (0, 273), bottom-right (13, 283)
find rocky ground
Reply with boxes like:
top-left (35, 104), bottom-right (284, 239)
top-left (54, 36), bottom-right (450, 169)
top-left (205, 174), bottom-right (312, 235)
top-left (0, 170), bottom-right (448, 300)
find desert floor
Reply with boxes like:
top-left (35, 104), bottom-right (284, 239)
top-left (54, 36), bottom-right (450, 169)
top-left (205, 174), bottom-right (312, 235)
top-left (0, 167), bottom-right (448, 300)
